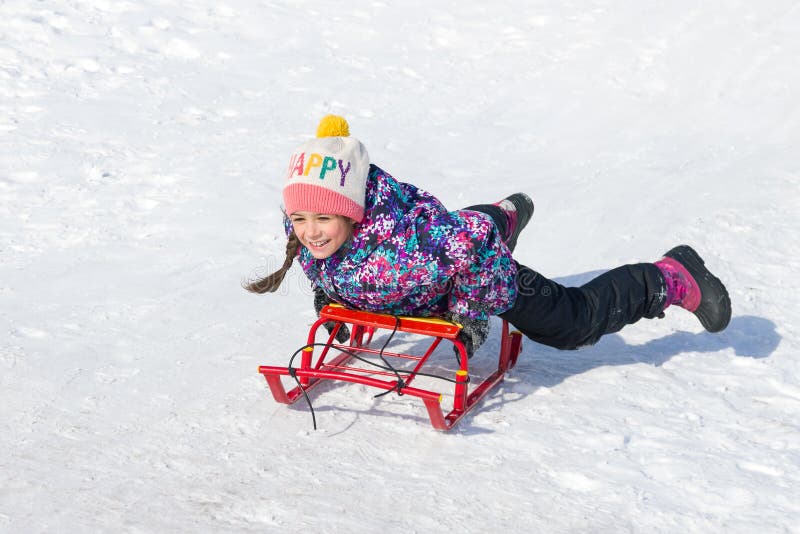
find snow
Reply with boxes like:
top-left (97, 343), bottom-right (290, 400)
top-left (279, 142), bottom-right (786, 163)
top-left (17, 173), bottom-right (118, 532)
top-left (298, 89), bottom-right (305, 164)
top-left (1, 0), bottom-right (798, 532)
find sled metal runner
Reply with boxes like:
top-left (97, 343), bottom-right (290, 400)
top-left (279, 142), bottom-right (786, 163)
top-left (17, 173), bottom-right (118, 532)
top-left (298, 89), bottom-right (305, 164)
top-left (258, 304), bottom-right (523, 430)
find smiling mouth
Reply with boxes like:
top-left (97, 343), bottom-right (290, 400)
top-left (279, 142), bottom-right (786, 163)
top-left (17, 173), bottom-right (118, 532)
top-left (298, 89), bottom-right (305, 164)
top-left (309, 239), bottom-right (331, 248)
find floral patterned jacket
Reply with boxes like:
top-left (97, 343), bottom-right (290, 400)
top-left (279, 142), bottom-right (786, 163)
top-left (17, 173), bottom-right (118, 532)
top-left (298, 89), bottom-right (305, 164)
top-left (289, 165), bottom-right (518, 320)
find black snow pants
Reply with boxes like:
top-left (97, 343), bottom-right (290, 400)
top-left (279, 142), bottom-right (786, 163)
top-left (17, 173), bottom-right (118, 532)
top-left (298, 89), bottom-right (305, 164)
top-left (499, 262), bottom-right (667, 349)
top-left (465, 203), bottom-right (668, 350)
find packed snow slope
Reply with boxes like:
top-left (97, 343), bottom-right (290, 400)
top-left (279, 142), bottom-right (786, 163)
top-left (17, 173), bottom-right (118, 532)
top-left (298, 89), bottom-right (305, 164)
top-left (1, 1), bottom-right (798, 532)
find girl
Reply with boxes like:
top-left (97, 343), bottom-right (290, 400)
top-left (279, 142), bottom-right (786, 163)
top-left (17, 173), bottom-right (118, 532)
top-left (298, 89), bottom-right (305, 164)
top-left (245, 115), bottom-right (731, 356)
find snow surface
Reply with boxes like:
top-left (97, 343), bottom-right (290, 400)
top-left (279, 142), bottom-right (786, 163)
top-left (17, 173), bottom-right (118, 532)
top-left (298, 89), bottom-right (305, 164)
top-left (1, 0), bottom-right (799, 532)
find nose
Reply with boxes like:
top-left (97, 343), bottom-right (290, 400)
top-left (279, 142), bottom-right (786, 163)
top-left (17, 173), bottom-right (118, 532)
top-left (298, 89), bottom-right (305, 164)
top-left (306, 220), bottom-right (322, 238)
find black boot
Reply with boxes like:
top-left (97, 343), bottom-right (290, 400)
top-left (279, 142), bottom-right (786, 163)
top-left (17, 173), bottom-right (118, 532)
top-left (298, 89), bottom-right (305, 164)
top-left (660, 245), bottom-right (732, 333)
top-left (495, 193), bottom-right (534, 253)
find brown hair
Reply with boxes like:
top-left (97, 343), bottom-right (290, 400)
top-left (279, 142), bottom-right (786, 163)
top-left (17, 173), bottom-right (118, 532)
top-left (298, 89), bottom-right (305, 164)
top-left (242, 231), bottom-right (301, 293)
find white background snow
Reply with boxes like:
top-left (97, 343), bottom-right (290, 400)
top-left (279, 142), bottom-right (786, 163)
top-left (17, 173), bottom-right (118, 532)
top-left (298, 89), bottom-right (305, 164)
top-left (2, 0), bottom-right (798, 532)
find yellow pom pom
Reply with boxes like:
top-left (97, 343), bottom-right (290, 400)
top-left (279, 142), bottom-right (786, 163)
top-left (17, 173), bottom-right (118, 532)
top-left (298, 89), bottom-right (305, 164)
top-left (316, 114), bottom-right (350, 138)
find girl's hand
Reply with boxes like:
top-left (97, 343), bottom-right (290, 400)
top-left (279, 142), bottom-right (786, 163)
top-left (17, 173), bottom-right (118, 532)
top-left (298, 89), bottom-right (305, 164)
top-left (314, 286), bottom-right (350, 342)
top-left (445, 312), bottom-right (489, 359)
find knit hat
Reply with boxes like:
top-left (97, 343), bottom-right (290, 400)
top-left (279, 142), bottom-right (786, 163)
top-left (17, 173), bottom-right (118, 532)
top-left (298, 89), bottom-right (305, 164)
top-left (282, 115), bottom-right (370, 223)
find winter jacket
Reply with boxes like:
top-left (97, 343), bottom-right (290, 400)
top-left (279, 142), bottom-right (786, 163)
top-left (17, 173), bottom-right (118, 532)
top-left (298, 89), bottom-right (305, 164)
top-left (288, 165), bottom-right (518, 320)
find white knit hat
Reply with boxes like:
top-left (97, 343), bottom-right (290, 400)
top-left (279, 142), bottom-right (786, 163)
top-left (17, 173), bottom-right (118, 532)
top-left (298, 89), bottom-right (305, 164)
top-left (282, 116), bottom-right (370, 222)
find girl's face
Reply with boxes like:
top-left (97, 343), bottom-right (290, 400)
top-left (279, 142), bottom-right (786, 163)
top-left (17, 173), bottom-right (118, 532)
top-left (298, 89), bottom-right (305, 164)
top-left (289, 211), bottom-right (354, 259)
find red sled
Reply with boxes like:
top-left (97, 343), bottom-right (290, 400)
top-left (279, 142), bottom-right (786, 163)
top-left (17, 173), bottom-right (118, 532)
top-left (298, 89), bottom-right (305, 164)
top-left (258, 304), bottom-right (523, 431)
